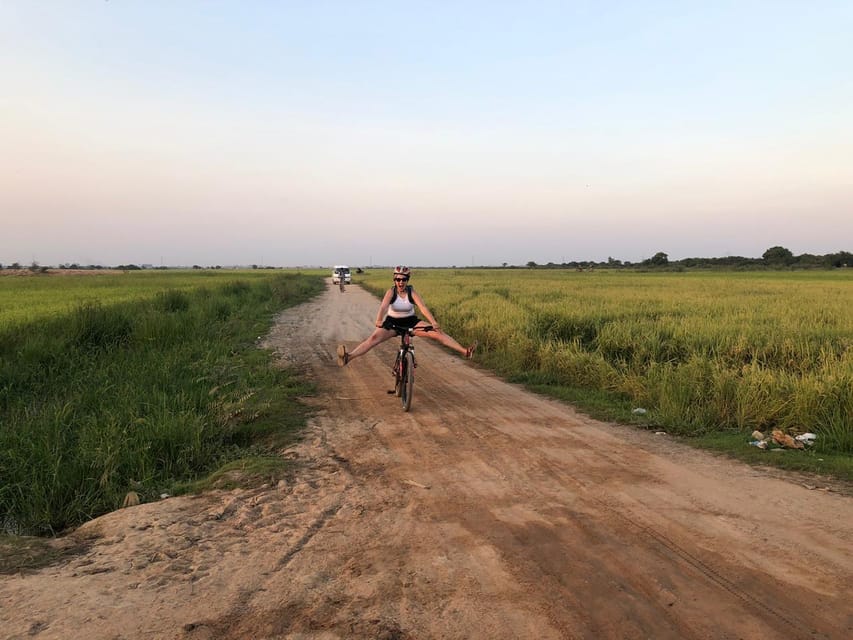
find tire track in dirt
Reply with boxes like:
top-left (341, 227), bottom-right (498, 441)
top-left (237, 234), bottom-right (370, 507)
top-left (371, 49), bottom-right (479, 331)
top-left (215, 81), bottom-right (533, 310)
top-left (276, 500), bottom-right (346, 569)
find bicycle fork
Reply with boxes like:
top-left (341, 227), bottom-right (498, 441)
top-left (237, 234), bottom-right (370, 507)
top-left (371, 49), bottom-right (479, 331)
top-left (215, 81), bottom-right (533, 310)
top-left (392, 346), bottom-right (417, 376)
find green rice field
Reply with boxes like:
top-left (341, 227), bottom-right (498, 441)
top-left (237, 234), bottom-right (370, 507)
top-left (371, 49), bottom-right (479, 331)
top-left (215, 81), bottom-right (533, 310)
top-left (0, 269), bottom-right (289, 328)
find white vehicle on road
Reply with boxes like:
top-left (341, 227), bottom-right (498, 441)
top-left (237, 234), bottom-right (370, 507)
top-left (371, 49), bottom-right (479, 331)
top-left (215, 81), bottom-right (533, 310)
top-left (332, 265), bottom-right (351, 284)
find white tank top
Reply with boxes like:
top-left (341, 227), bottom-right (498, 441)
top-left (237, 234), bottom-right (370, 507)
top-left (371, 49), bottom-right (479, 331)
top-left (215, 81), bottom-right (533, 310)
top-left (387, 289), bottom-right (415, 318)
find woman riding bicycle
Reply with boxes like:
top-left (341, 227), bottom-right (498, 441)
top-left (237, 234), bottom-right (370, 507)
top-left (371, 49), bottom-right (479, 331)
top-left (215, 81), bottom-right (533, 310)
top-left (337, 266), bottom-right (477, 366)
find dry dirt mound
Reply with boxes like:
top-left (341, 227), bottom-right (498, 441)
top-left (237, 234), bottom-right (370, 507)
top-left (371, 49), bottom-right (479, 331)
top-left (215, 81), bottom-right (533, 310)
top-left (1, 282), bottom-right (851, 639)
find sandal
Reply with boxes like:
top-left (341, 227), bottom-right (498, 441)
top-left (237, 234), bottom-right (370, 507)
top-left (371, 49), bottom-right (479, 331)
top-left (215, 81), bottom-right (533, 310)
top-left (336, 344), bottom-right (349, 367)
top-left (465, 341), bottom-right (478, 360)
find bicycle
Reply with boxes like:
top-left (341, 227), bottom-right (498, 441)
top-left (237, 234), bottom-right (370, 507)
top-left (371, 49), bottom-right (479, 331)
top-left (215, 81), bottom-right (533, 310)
top-left (389, 323), bottom-right (433, 412)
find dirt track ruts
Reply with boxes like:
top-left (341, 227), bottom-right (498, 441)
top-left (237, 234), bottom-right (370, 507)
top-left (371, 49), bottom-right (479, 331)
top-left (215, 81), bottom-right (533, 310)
top-left (1, 281), bottom-right (851, 640)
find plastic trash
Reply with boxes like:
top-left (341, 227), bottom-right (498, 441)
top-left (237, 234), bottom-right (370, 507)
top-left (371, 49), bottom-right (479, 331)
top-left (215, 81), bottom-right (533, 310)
top-left (749, 440), bottom-right (768, 449)
top-left (795, 433), bottom-right (817, 445)
top-left (632, 408), bottom-right (647, 415)
top-left (751, 430), bottom-right (765, 441)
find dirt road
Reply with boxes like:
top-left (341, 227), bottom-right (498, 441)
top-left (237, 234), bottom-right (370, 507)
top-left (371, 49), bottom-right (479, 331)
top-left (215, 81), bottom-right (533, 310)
top-left (2, 282), bottom-right (851, 639)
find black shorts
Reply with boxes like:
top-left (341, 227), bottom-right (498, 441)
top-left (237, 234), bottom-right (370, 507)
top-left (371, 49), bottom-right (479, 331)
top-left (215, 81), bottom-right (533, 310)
top-left (382, 315), bottom-right (420, 331)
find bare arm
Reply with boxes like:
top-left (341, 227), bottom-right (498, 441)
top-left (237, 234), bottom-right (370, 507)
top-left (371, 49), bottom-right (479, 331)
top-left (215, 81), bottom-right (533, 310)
top-left (411, 289), bottom-right (440, 329)
top-left (375, 289), bottom-right (393, 327)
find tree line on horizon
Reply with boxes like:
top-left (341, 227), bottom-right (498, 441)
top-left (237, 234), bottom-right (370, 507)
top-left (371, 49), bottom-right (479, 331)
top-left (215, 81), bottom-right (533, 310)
top-left (521, 246), bottom-right (852, 270)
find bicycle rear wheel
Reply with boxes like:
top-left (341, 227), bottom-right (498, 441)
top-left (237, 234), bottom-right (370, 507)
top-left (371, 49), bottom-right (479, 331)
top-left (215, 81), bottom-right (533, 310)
top-left (401, 351), bottom-right (415, 411)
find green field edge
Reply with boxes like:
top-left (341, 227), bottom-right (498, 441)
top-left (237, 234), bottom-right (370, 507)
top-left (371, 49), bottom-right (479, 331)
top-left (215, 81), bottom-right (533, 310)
top-left (517, 379), bottom-right (853, 485)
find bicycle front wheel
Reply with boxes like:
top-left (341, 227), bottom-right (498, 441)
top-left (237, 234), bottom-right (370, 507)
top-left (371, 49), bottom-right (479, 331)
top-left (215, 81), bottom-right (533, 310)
top-left (401, 350), bottom-right (415, 411)
top-left (393, 354), bottom-right (403, 397)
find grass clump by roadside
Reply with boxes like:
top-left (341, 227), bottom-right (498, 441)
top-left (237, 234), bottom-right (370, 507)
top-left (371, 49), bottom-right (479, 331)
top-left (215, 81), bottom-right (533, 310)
top-left (0, 273), bottom-right (323, 537)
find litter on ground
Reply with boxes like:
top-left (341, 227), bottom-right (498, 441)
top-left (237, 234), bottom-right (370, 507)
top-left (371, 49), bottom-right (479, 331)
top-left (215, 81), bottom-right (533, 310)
top-left (748, 428), bottom-right (817, 451)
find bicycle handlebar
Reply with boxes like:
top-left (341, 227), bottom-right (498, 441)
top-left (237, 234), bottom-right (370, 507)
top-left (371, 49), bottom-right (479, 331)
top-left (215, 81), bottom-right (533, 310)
top-left (388, 323), bottom-right (434, 336)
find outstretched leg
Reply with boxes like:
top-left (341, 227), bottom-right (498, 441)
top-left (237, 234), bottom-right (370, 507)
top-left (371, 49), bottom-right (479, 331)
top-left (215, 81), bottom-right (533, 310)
top-left (416, 325), bottom-right (477, 359)
top-left (338, 327), bottom-right (395, 366)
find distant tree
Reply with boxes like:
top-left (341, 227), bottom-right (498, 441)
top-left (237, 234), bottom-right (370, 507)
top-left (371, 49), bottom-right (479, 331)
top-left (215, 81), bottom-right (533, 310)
top-left (794, 253), bottom-right (822, 268)
top-left (762, 246), bottom-right (793, 264)
top-left (647, 252), bottom-right (669, 266)
top-left (526, 261), bottom-right (538, 268)
top-left (827, 251), bottom-right (853, 268)
top-left (10, 262), bottom-right (21, 269)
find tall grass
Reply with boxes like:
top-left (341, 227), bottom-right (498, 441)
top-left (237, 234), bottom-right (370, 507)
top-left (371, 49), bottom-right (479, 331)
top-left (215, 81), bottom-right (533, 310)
top-left (0, 273), bottom-right (323, 535)
top-left (359, 269), bottom-right (853, 453)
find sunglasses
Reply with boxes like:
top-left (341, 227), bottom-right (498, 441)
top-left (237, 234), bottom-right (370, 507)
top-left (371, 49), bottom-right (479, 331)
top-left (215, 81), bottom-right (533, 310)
top-left (394, 277), bottom-right (409, 282)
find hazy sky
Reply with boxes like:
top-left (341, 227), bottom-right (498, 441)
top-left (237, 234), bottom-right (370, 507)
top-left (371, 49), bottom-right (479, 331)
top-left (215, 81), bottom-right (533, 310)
top-left (2, 1), bottom-right (851, 267)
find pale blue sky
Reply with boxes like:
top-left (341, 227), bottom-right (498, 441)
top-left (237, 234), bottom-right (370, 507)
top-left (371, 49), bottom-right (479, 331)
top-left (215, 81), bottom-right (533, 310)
top-left (2, 1), bottom-right (851, 267)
